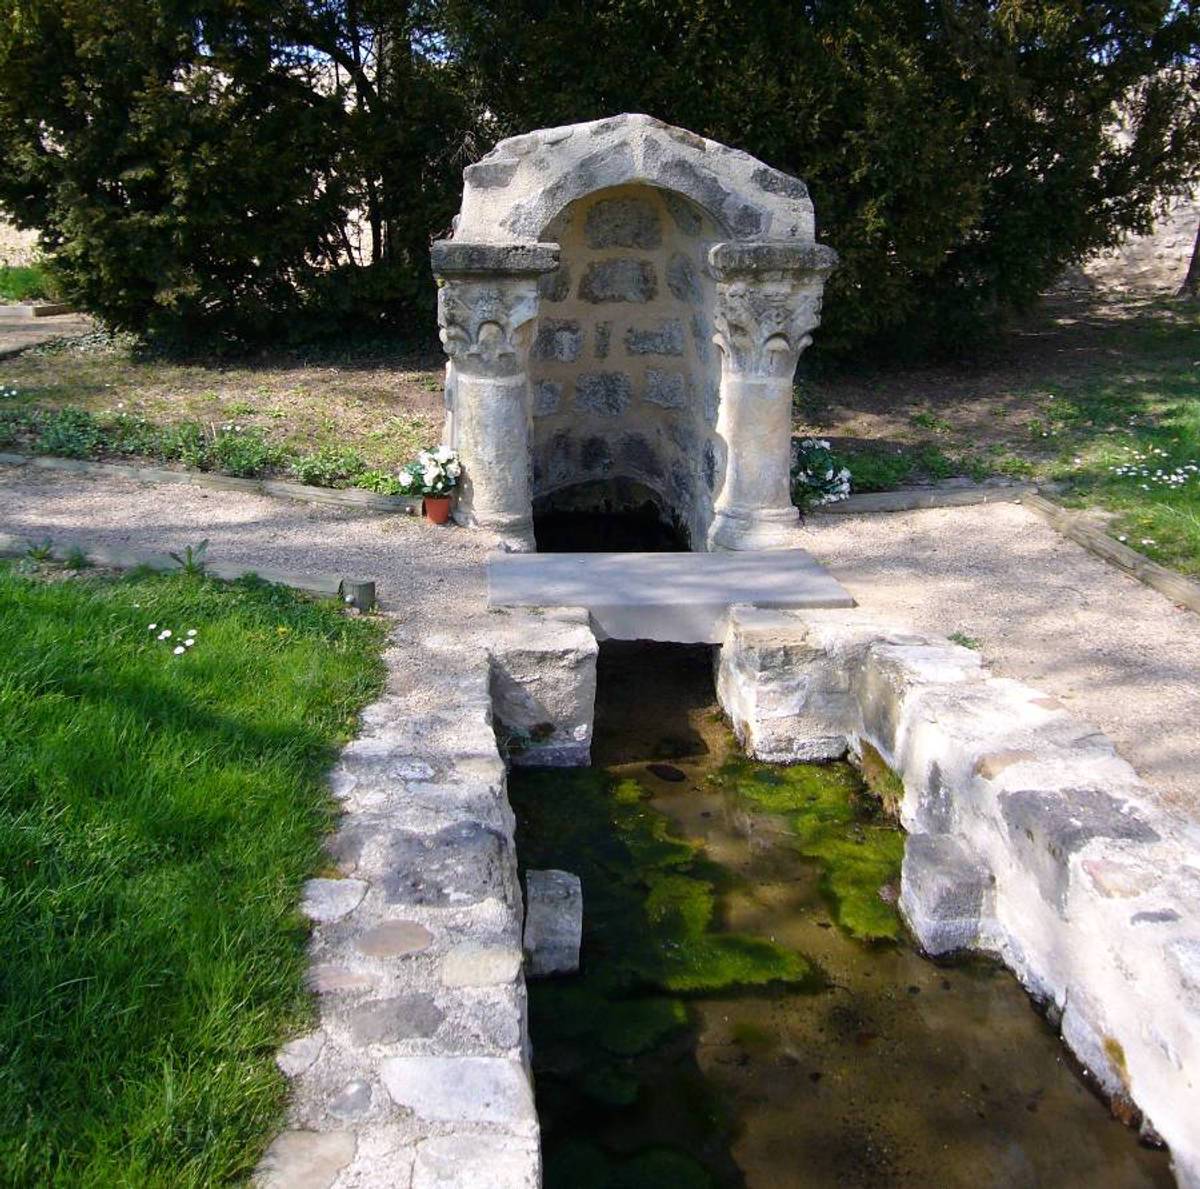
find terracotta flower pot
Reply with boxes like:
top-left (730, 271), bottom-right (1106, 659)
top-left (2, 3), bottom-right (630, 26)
top-left (423, 495), bottom-right (452, 525)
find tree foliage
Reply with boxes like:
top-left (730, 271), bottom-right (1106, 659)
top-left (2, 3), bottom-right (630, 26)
top-left (0, 0), bottom-right (1196, 353)
top-left (441, 0), bottom-right (1200, 356)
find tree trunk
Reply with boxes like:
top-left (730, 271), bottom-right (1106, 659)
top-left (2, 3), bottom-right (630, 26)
top-left (1178, 219), bottom-right (1200, 300)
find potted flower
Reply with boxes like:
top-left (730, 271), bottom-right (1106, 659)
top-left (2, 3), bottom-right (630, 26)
top-left (397, 446), bottom-right (461, 524)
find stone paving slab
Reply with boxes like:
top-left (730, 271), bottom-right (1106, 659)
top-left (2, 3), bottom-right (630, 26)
top-left (487, 548), bottom-right (854, 642)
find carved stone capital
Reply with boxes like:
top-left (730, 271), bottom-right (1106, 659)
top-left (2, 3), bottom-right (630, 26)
top-left (708, 240), bottom-right (837, 380)
top-left (436, 278), bottom-right (541, 378)
top-left (711, 278), bottom-right (825, 380)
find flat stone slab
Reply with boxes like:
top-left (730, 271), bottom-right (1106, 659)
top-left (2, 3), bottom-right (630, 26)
top-left (380, 1056), bottom-right (536, 1129)
top-left (487, 549), bottom-right (854, 643)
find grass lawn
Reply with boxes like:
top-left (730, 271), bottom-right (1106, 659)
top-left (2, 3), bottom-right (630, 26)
top-left (0, 563), bottom-right (385, 1184)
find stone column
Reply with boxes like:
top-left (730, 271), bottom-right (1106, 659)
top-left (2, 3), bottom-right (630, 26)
top-left (431, 241), bottom-right (560, 551)
top-left (706, 242), bottom-right (838, 551)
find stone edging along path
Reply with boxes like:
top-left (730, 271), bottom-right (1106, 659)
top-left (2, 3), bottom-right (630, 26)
top-left (0, 451), bottom-right (422, 515)
top-left (257, 609), bottom-right (596, 1189)
top-left (0, 530), bottom-right (379, 609)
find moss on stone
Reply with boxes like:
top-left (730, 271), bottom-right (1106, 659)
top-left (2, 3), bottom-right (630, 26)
top-left (714, 752), bottom-right (904, 941)
top-left (857, 740), bottom-right (906, 819)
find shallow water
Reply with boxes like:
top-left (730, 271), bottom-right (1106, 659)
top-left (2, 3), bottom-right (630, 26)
top-left (509, 642), bottom-right (1173, 1188)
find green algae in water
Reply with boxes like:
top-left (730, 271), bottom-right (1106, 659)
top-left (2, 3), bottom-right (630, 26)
top-left (512, 768), bottom-right (816, 994)
top-left (547, 1141), bottom-right (713, 1189)
top-left (714, 754), bottom-right (905, 941)
top-left (511, 765), bottom-right (811, 1185)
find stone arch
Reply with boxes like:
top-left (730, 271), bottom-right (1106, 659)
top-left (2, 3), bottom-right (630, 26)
top-left (453, 113), bottom-right (814, 247)
top-left (432, 115), bottom-right (837, 553)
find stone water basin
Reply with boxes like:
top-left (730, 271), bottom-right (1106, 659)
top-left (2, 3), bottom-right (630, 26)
top-left (509, 642), bottom-right (1173, 1188)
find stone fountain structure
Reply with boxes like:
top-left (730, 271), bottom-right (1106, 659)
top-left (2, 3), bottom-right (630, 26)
top-left (431, 114), bottom-right (837, 552)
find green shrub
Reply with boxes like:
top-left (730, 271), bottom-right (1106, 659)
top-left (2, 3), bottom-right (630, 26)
top-left (206, 425), bottom-right (283, 477)
top-left (354, 469), bottom-right (405, 495)
top-left (290, 445), bottom-right (366, 487)
top-left (98, 412), bottom-right (166, 457)
top-left (33, 407), bottom-right (102, 458)
top-left (157, 421), bottom-right (209, 468)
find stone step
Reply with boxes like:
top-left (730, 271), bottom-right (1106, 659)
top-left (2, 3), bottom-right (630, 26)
top-left (487, 549), bottom-right (854, 643)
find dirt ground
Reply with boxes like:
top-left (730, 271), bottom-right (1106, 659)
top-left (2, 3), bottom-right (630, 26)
top-left (796, 294), bottom-right (1193, 462)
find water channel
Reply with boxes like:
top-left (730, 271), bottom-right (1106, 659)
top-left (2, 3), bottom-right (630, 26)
top-left (509, 641), bottom-right (1173, 1188)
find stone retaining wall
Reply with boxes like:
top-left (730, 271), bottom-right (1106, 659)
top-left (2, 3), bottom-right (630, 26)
top-left (258, 608), bottom-right (598, 1189)
top-left (717, 606), bottom-right (1200, 1186)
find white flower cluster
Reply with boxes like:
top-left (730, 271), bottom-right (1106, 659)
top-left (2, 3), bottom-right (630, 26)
top-left (148, 623), bottom-right (199, 656)
top-left (0, 384), bottom-right (18, 399)
top-left (792, 437), bottom-right (852, 506)
top-left (1109, 446), bottom-right (1199, 492)
top-left (397, 445), bottom-right (462, 496)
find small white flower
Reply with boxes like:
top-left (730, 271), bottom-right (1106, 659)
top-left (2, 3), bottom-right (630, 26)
top-left (1141, 538), bottom-right (1155, 546)
top-left (159, 629), bottom-right (172, 639)
top-left (1118, 535), bottom-right (1128, 542)
top-left (184, 638), bottom-right (195, 647)
top-left (148, 623), bottom-right (157, 631)
top-left (173, 645), bottom-right (185, 655)
top-left (186, 629), bottom-right (197, 637)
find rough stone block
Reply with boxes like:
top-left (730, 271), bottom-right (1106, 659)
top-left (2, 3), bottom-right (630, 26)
top-left (579, 259), bottom-right (657, 303)
top-left (346, 993), bottom-right (445, 1044)
top-left (575, 371), bottom-right (633, 417)
top-left (431, 240), bottom-right (558, 276)
top-left (381, 822), bottom-right (513, 908)
top-left (662, 189), bottom-right (704, 236)
top-left (276, 1032), bottom-right (325, 1078)
top-left (668, 253), bottom-right (703, 303)
top-left (441, 942), bottom-right (523, 987)
top-left (380, 1056), bottom-right (536, 1130)
top-left (255, 1129), bottom-right (356, 1189)
top-left (584, 196), bottom-right (662, 249)
top-left (489, 612), bottom-right (598, 767)
top-left (300, 878), bottom-right (368, 923)
top-left (644, 369), bottom-right (689, 409)
top-left (524, 869), bottom-right (583, 976)
top-left (533, 380), bottom-right (562, 417)
top-left (413, 1134), bottom-right (539, 1189)
top-left (533, 318), bottom-right (582, 362)
top-left (537, 263), bottom-right (570, 302)
top-left (624, 319), bottom-right (685, 356)
top-left (899, 833), bottom-right (992, 955)
top-left (999, 788), bottom-right (1159, 913)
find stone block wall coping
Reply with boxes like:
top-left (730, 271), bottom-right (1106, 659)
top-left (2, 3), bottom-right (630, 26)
top-left (0, 529), bottom-right (377, 610)
top-left (431, 241), bottom-right (561, 277)
top-left (708, 241), bottom-right (839, 279)
top-left (716, 604), bottom-right (1200, 1183)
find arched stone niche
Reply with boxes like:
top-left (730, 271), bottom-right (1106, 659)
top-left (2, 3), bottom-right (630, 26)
top-left (431, 113), bottom-right (837, 552)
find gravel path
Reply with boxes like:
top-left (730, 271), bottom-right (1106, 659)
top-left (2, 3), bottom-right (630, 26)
top-left (3, 462), bottom-right (1197, 817)
top-left (805, 501), bottom-right (1200, 819)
